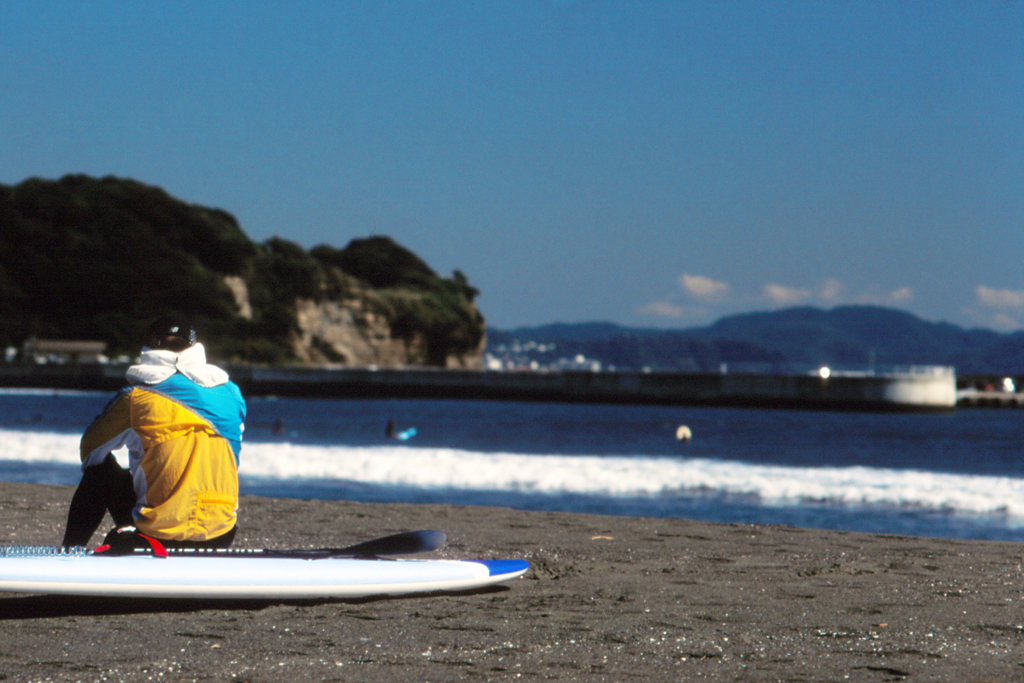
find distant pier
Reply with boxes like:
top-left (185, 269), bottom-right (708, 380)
top-left (956, 375), bottom-right (1024, 408)
top-left (223, 364), bottom-right (958, 412)
top-left (0, 363), bottom-right (967, 412)
top-left (956, 388), bottom-right (1024, 408)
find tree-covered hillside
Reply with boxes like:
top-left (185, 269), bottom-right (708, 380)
top-left (0, 175), bottom-right (484, 365)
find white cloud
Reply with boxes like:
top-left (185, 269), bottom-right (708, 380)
top-left (819, 278), bottom-right (843, 303)
top-left (992, 312), bottom-right (1021, 330)
top-left (763, 283), bottom-right (811, 306)
top-left (636, 301), bottom-right (684, 319)
top-left (888, 287), bottom-right (914, 304)
top-left (814, 280), bottom-right (913, 307)
top-left (646, 274), bottom-right (923, 324)
top-left (679, 274), bottom-right (730, 303)
top-left (959, 286), bottom-right (1024, 331)
top-left (959, 304), bottom-right (1024, 332)
top-left (976, 285), bottom-right (1024, 309)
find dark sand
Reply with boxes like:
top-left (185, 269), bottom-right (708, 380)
top-left (1, 482), bottom-right (1023, 682)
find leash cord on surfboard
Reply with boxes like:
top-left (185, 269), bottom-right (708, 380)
top-left (0, 530), bottom-right (447, 560)
top-left (0, 546), bottom-right (91, 557)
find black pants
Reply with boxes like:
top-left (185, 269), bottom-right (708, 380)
top-left (61, 453), bottom-right (236, 549)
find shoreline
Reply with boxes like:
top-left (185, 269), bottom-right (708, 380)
top-left (1, 482), bottom-right (1022, 681)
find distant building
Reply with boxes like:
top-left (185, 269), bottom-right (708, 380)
top-left (21, 339), bottom-right (108, 364)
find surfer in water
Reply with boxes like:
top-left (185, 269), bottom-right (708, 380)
top-left (61, 316), bottom-right (247, 550)
top-left (386, 419), bottom-right (417, 441)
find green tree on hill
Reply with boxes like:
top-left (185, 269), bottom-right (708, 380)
top-left (0, 175), bottom-right (485, 366)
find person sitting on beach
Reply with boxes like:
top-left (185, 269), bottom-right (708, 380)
top-left (61, 316), bottom-right (247, 549)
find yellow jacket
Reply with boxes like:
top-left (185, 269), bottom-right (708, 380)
top-left (81, 346), bottom-right (245, 541)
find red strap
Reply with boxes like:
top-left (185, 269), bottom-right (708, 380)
top-left (91, 535), bottom-right (168, 558)
top-left (138, 534), bottom-right (168, 558)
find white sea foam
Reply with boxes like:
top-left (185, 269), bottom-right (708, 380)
top-left (4, 428), bottom-right (1023, 520)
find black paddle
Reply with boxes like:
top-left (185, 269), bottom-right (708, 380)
top-left (144, 530), bottom-right (449, 559)
top-left (317, 530), bottom-right (447, 558)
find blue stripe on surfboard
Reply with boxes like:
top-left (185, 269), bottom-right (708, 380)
top-left (476, 559), bottom-right (529, 577)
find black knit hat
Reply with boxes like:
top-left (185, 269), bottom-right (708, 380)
top-left (146, 315), bottom-right (197, 351)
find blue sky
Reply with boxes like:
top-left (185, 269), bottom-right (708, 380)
top-left (3, 1), bottom-right (1022, 331)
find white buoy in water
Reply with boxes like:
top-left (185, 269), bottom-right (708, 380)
top-left (676, 425), bottom-right (692, 442)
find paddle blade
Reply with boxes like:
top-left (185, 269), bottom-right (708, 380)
top-left (329, 530), bottom-right (447, 557)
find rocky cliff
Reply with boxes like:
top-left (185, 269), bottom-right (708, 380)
top-left (0, 175), bottom-right (485, 368)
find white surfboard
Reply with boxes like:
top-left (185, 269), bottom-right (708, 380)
top-left (0, 534), bottom-right (529, 599)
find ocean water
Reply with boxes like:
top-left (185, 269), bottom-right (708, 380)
top-left (1, 388), bottom-right (1023, 541)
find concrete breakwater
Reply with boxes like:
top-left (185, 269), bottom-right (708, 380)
top-left (227, 364), bottom-right (958, 411)
top-left (956, 388), bottom-right (1024, 408)
top-left (0, 363), bottom-right (958, 411)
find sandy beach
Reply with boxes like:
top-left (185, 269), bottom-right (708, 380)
top-left (0, 482), bottom-right (1022, 682)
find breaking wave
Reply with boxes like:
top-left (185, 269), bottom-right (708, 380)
top-left (5, 429), bottom-right (1023, 523)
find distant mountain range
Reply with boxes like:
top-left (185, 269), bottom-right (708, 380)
top-left (487, 306), bottom-right (1024, 376)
